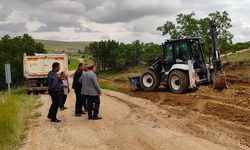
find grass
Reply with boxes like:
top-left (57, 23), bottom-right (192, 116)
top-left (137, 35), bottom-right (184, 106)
top-left (69, 56), bottom-right (80, 71)
top-left (97, 65), bottom-right (147, 93)
top-left (99, 81), bottom-right (121, 92)
top-left (0, 87), bottom-right (38, 150)
top-left (98, 64), bottom-right (147, 82)
top-left (223, 49), bottom-right (250, 64)
top-left (35, 39), bottom-right (91, 51)
top-left (68, 55), bottom-right (94, 71)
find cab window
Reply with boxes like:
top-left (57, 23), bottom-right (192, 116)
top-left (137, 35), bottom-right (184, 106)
top-left (164, 44), bottom-right (174, 64)
top-left (174, 42), bottom-right (190, 63)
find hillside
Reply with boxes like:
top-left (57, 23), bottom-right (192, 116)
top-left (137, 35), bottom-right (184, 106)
top-left (35, 39), bottom-right (92, 52)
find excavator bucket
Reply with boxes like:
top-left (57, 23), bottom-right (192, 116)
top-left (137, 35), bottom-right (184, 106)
top-left (213, 72), bottom-right (227, 90)
top-left (128, 76), bottom-right (141, 92)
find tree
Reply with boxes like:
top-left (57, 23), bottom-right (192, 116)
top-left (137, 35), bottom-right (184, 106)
top-left (86, 40), bottom-right (161, 71)
top-left (157, 11), bottom-right (233, 53)
top-left (0, 34), bottom-right (46, 90)
top-left (141, 43), bottom-right (162, 65)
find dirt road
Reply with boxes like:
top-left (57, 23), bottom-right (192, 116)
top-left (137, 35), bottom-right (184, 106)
top-left (21, 89), bottom-right (231, 150)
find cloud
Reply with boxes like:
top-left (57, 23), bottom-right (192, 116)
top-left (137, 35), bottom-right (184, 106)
top-left (0, 0), bottom-right (249, 43)
top-left (0, 22), bottom-right (27, 32)
top-left (41, 0), bottom-right (85, 15)
top-left (34, 0), bottom-right (86, 32)
top-left (75, 27), bottom-right (96, 33)
top-left (79, 0), bottom-right (105, 10)
top-left (0, 5), bottom-right (11, 21)
top-left (127, 16), bottom-right (165, 35)
top-left (87, 0), bottom-right (182, 23)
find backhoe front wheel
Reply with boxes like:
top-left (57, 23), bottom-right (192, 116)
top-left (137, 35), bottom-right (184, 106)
top-left (168, 70), bottom-right (189, 94)
top-left (140, 70), bottom-right (159, 92)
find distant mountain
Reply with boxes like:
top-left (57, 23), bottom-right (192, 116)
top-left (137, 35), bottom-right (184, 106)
top-left (35, 39), bottom-right (92, 52)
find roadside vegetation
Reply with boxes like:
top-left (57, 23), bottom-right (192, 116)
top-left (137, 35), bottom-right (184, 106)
top-left (223, 49), bottom-right (250, 64)
top-left (222, 49), bottom-right (250, 81)
top-left (0, 34), bottom-right (46, 91)
top-left (68, 56), bottom-right (80, 71)
top-left (68, 54), bottom-right (93, 71)
top-left (99, 81), bottom-right (121, 92)
top-left (0, 87), bottom-right (40, 150)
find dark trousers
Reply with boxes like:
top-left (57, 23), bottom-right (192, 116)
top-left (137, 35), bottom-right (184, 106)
top-left (87, 95), bottom-right (100, 119)
top-left (59, 94), bottom-right (67, 108)
top-left (75, 92), bottom-right (82, 114)
top-left (48, 91), bottom-right (60, 120)
top-left (82, 94), bottom-right (88, 111)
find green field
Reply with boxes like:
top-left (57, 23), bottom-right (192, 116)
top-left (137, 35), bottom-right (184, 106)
top-left (98, 64), bottom-right (147, 81)
top-left (35, 39), bottom-right (91, 51)
top-left (0, 88), bottom-right (39, 150)
top-left (69, 57), bottom-right (80, 71)
top-left (68, 55), bottom-right (94, 71)
top-left (99, 82), bottom-right (121, 92)
top-left (223, 49), bottom-right (250, 64)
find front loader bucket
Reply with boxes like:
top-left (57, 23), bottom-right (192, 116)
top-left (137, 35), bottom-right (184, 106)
top-left (128, 76), bottom-right (141, 92)
top-left (213, 72), bottom-right (227, 90)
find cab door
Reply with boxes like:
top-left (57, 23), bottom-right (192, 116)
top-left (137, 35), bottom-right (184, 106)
top-left (163, 43), bottom-right (174, 71)
top-left (173, 41), bottom-right (191, 64)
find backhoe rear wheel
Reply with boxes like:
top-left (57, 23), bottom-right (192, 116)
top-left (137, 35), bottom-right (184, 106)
top-left (168, 70), bottom-right (189, 94)
top-left (140, 70), bottom-right (159, 92)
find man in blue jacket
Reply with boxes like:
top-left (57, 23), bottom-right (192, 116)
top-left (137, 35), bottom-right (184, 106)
top-left (47, 62), bottom-right (62, 123)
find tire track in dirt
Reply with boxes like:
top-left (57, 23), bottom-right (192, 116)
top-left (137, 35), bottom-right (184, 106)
top-left (104, 90), bottom-right (250, 150)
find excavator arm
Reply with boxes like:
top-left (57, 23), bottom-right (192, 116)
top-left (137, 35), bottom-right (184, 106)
top-left (210, 20), bottom-right (227, 90)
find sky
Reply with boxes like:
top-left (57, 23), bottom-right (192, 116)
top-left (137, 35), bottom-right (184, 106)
top-left (0, 0), bottom-right (249, 44)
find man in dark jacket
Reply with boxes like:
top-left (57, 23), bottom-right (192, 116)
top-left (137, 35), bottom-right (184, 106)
top-left (47, 62), bottom-right (62, 123)
top-left (72, 63), bottom-right (87, 116)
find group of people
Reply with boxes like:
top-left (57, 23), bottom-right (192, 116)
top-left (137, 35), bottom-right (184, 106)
top-left (47, 62), bottom-right (102, 123)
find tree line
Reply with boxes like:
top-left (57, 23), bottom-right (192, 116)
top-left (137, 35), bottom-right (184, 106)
top-left (85, 40), bottom-right (161, 71)
top-left (0, 34), bottom-right (46, 90)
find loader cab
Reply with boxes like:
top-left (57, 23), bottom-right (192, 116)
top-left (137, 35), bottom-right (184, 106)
top-left (163, 38), bottom-right (206, 71)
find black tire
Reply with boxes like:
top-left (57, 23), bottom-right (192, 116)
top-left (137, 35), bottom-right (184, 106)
top-left (140, 70), bottom-right (159, 92)
top-left (168, 70), bottom-right (189, 94)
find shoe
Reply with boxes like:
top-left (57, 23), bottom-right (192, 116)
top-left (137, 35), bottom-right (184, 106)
top-left (63, 107), bottom-right (68, 109)
top-left (51, 119), bottom-right (61, 123)
top-left (60, 107), bottom-right (65, 110)
top-left (92, 116), bottom-right (102, 120)
top-left (88, 118), bottom-right (93, 120)
top-left (75, 113), bottom-right (81, 117)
